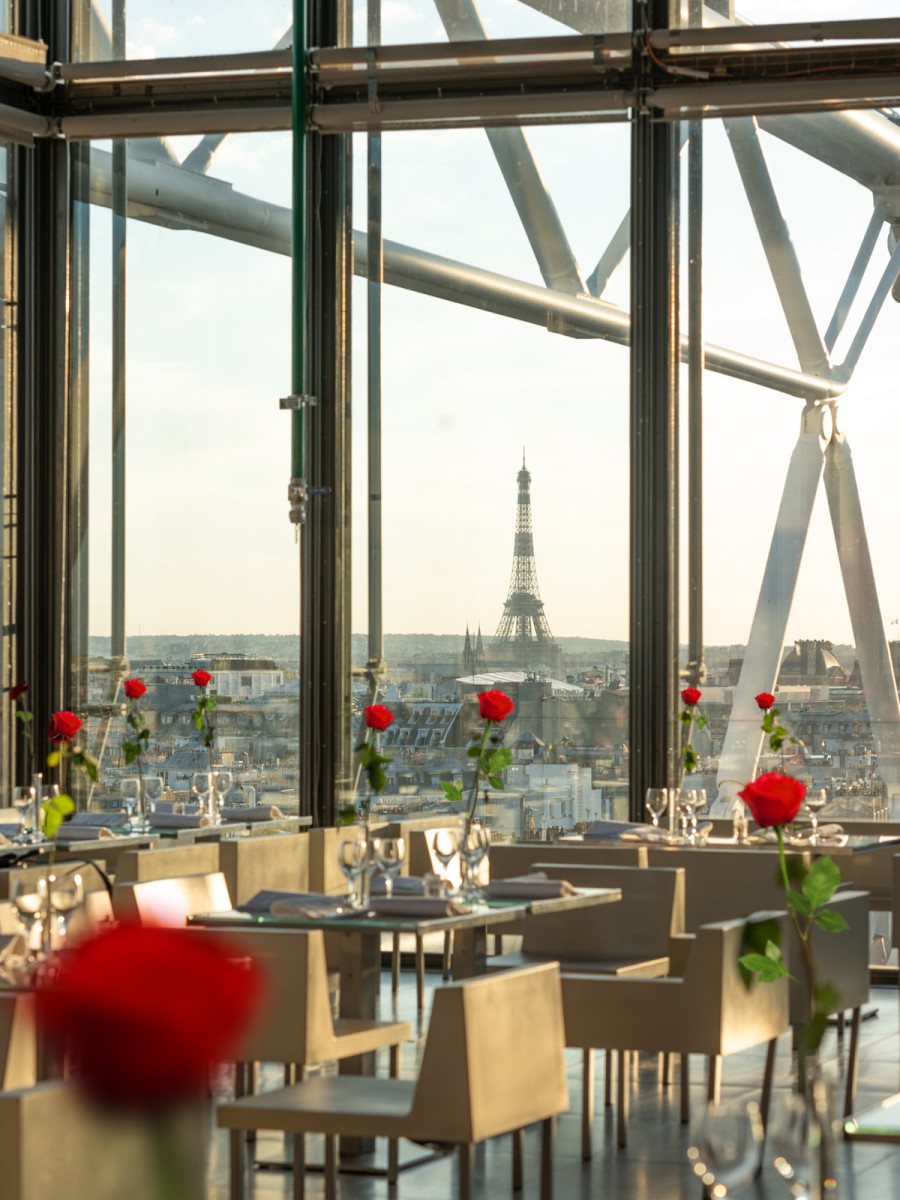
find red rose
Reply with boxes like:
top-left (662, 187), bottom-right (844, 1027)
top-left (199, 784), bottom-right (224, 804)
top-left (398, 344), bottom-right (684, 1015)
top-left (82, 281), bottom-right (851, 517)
top-left (124, 678), bottom-right (147, 700)
top-left (478, 690), bottom-right (515, 723)
top-left (10, 680), bottom-right (28, 701)
top-left (755, 692), bottom-right (776, 711)
top-left (681, 687), bottom-right (701, 706)
top-left (48, 710), bottom-right (82, 743)
top-left (37, 924), bottom-right (262, 1110)
top-left (364, 704), bottom-right (394, 731)
top-left (738, 772), bottom-right (806, 828)
top-left (192, 669), bottom-right (212, 688)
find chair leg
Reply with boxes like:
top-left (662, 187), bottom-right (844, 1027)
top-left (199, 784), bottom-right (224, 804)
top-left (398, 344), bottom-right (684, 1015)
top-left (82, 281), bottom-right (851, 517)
top-left (389, 1134), bottom-right (400, 1186)
top-left (541, 1116), bottom-right (555, 1200)
top-left (616, 1050), bottom-right (628, 1148)
top-left (760, 1037), bottom-right (777, 1133)
top-left (604, 1049), bottom-right (613, 1107)
top-left (680, 1054), bottom-right (690, 1125)
top-left (443, 930), bottom-right (453, 980)
top-left (458, 1142), bottom-right (474, 1200)
top-left (416, 934), bottom-right (426, 1013)
top-left (293, 1123), bottom-right (306, 1200)
top-left (512, 1128), bottom-right (524, 1191)
top-left (323, 1135), bottom-right (337, 1200)
top-left (662, 1051), bottom-right (671, 1087)
top-left (229, 1130), bottom-right (245, 1200)
top-left (390, 1043), bottom-right (401, 1077)
top-left (844, 1006), bottom-right (862, 1119)
top-left (582, 1049), bottom-right (594, 1161)
top-left (707, 1055), bottom-right (721, 1104)
top-left (392, 932), bottom-right (401, 995)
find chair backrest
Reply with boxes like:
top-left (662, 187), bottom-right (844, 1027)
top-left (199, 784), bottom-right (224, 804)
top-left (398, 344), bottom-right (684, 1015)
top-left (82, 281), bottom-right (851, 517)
top-left (408, 827), bottom-right (463, 888)
top-left (646, 847), bottom-right (812, 931)
top-left (0, 899), bottom-right (21, 933)
top-left (405, 962), bottom-right (568, 1145)
top-left (65, 889), bottom-right (115, 944)
top-left (112, 872), bottom-right (232, 925)
top-left (0, 1080), bottom-right (205, 1200)
top-left (113, 843), bottom-right (220, 885)
top-left (0, 993), bottom-right (35, 1090)
top-left (489, 842), bottom-right (647, 879)
top-left (893, 854), bottom-right (900, 949)
top-left (791, 889), bottom-right (869, 1021)
top-left (307, 824), bottom-right (387, 895)
top-left (523, 864), bottom-right (685, 959)
top-left (199, 927), bottom-right (335, 1066)
top-left (217, 834), bottom-right (310, 907)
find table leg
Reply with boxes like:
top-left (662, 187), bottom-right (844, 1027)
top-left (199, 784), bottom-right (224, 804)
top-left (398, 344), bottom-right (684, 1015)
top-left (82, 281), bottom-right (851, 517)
top-left (451, 925), bottom-right (488, 978)
top-left (337, 929), bottom-right (379, 1156)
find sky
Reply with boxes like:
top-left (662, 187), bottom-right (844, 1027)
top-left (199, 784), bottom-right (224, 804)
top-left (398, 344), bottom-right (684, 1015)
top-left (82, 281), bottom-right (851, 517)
top-left (84, 0), bottom-right (900, 653)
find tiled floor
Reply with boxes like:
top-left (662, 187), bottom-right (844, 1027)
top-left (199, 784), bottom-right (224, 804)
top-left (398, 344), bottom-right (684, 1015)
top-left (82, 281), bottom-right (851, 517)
top-left (207, 967), bottom-right (900, 1199)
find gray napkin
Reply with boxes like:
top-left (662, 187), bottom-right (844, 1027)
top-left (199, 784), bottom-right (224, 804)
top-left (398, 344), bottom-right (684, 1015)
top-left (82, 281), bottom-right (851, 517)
top-left (486, 873), bottom-right (577, 899)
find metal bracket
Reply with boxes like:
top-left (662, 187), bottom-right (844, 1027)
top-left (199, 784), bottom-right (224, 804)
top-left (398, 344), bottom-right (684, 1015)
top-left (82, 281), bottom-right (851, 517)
top-left (287, 477), bottom-right (307, 525)
top-left (279, 393), bottom-right (317, 410)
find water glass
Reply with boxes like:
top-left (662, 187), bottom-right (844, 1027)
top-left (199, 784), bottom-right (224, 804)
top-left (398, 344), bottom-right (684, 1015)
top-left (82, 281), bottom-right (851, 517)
top-left (460, 826), bottom-right (490, 899)
top-left (431, 827), bottom-right (461, 893)
top-left (11, 874), bottom-right (48, 956)
top-left (804, 788), bottom-right (828, 837)
top-left (120, 778), bottom-right (150, 832)
top-left (11, 786), bottom-right (37, 843)
top-left (772, 1093), bottom-right (814, 1198)
top-left (190, 772), bottom-right (213, 820)
top-left (337, 838), bottom-right (368, 908)
top-left (141, 775), bottom-right (164, 815)
top-left (644, 787), bottom-right (668, 828)
top-left (49, 871), bottom-right (84, 943)
top-left (372, 836), bottom-right (405, 899)
top-left (212, 770), bottom-right (234, 816)
top-left (687, 1099), bottom-right (763, 1197)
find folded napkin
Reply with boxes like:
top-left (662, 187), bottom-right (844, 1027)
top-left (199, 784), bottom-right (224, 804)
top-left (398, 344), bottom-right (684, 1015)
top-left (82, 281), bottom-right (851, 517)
top-left (620, 827), bottom-right (667, 842)
top-left (370, 876), bottom-right (425, 897)
top-left (68, 812), bottom-right (130, 829)
top-left (367, 896), bottom-right (468, 918)
top-left (55, 825), bottom-right (122, 842)
top-left (486, 873), bottom-right (577, 900)
top-left (0, 828), bottom-right (17, 843)
top-left (582, 819), bottom-right (653, 842)
top-left (220, 805), bottom-right (286, 823)
top-left (239, 890), bottom-right (344, 915)
top-left (147, 812), bottom-right (211, 829)
top-left (268, 894), bottom-right (349, 918)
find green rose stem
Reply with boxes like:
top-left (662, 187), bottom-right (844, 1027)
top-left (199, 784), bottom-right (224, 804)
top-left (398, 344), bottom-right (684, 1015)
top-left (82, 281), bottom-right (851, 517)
top-left (467, 721), bottom-right (493, 833)
top-left (774, 825), bottom-right (819, 1091)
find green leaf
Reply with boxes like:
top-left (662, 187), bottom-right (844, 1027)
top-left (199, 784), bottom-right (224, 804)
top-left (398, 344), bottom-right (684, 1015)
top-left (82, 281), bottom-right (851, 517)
top-left (358, 742), bottom-right (375, 768)
top-left (441, 781), bottom-right (464, 803)
top-left (738, 951), bottom-right (788, 983)
top-left (16, 710), bottom-right (33, 725)
top-left (680, 710), bottom-right (692, 725)
top-left (682, 746), bottom-right (697, 773)
top-left (485, 747), bottom-right (512, 773)
top-left (367, 764), bottom-right (386, 794)
top-left (486, 775), bottom-right (506, 791)
top-left (815, 982), bottom-right (841, 1015)
top-left (813, 908), bottom-right (849, 933)
top-left (193, 713), bottom-right (203, 731)
top-left (787, 888), bottom-right (814, 918)
top-left (802, 856), bottom-right (841, 910)
top-left (337, 804), bottom-right (356, 827)
top-left (206, 696), bottom-right (217, 711)
top-left (762, 712), bottom-right (774, 733)
top-left (46, 749), bottom-right (60, 768)
top-left (695, 715), bottom-right (708, 730)
top-left (466, 746), bottom-right (482, 758)
top-left (123, 743), bottom-right (139, 764)
top-left (138, 728), bottom-right (150, 743)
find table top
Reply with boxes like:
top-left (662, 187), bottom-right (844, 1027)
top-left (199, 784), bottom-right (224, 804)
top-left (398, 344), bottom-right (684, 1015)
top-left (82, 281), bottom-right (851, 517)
top-left (189, 885), bottom-right (622, 936)
top-left (564, 831), bottom-right (900, 856)
top-left (845, 1092), bottom-right (900, 1142)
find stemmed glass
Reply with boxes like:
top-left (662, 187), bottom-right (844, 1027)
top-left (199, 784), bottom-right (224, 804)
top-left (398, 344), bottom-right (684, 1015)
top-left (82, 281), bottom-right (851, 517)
top-left (804, 788), bottom-right (828, 840)
top-left (48, 871), bottom-right (84, 944)
top-left (212, 771), bottom-right (234, 819)
top-left (190, 772), bottom-right (213, 820)
top-left (372, 836), bottom-right (405, 899)
top-left (120, 778), bottom-right (150, 832)
top-left (459, 826), bottom-right (490, 900)
top-left (687, 1099), bottom-right (764, 1197)
top-left (683, 788), bottom-right (707, 844)
top-left (11, 874), bottom-right (48, 959)
top-left (432, 827), bottom-right (461, 894)
top-left (11, 786), bottom-right (37, 844)
top-left (644, 787), bottom-right (668, 829)
top-left (337, 838), bottom-right (368, 908)
top-left (141, 775), bottom-right (164, 817)
top-left (772, 1094), bottom-right (814, 1198)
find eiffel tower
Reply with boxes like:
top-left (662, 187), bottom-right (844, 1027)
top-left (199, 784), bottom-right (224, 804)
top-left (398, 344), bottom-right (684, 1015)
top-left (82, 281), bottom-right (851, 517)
top-left (491, 456), bottom-right (561, 671)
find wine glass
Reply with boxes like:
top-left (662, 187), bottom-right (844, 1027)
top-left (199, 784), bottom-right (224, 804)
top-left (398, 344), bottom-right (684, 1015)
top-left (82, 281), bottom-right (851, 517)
top-left (190, 772), bottom-right (213, 820)
top-left (49, 871), bottom-right (84, 943)
top-left (120, 779), bottom-right (148, 832)
top-left (212, 771), bottom-right (234, 817)
top-left (11, 874), bottom-right (48, 956)
top-left (772, 1093), bottom-right (814, 1198)
top-left (687, 1098), bottom-right (764, 1197)
top-left (459, 826), bottom-right (490, 899)
top-left (11, 786), bottom-right (37, 844)
top-left (141, 775), bottom-right (164, 816)
top-left (804, 788), bottom-right (828, 839)
top-left (337, 838), bottom-right (367, 908)
top-left (431, 827), bottom-right (460, 893)
top-left (644, 787), bottom-right (668, 828)
top-left (683, 788), bottom-right (708, 843)
top-left (372, 836), bottom-right (405, 899)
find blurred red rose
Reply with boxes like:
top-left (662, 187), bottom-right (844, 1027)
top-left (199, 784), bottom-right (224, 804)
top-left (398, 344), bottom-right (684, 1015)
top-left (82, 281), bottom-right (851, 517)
top-left (124, 678), bottom-right (147, 700)
top-left (681, 687), bottom-right (701, 706)
top-left (478, 690), bottom-right (514, 723)
top-left (10, 680), bottom-right (28, 701)
top-left (364, 704), bottom-right (394, 731)
top-left (738, 772), bottom-right (806, 828)
top-left (48, 710), bottom-right (82, 743)
top-left (192, 669), bottom-right (212, 688)
top-left (755, 692), bottom-right (776, 710)
top-left (37, 924), bottom-right (262, 1110)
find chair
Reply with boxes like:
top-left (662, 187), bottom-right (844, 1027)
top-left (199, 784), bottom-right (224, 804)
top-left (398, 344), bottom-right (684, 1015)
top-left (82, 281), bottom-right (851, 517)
top-left (113, 842), bottom-right (220, 884)
top-left (0, 1080), bottom-right (204, 1200)
top-left (561, 912), bottom-right (790, 1152)
top-left (218, 833), bottom-right (310, 907)
top-left (402, 827), bottom-right (462, 1010)
top-left (488, 842), bottom-right (648, 878)
top-left (0, 993), bottom-right (35, 1090)
top-left (218, 961), bottom-right (569, 1200)
top-left (111, 871), bottom-right (233, 925)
